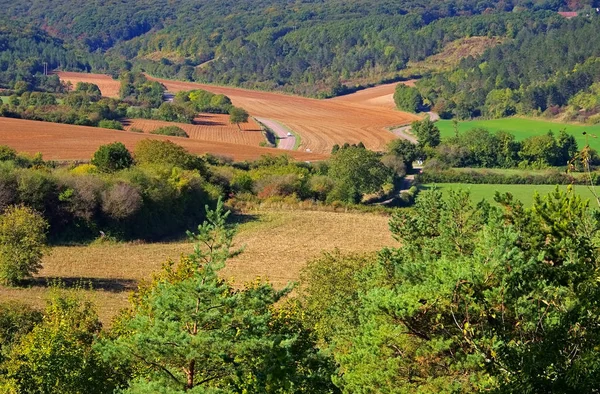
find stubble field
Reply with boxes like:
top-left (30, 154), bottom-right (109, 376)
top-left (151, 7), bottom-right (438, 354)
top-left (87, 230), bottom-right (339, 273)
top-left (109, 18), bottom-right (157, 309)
top-left (0, 209), bottom-right (395, 324)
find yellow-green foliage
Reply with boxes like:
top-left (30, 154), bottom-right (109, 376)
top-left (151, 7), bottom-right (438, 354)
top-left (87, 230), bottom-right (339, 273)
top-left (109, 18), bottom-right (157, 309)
top-left (70, 164), bottom-right (98, 175)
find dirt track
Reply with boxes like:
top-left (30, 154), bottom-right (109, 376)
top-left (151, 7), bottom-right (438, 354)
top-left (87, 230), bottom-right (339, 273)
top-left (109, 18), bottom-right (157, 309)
top-left (0, 118), bottom-right (325, 162)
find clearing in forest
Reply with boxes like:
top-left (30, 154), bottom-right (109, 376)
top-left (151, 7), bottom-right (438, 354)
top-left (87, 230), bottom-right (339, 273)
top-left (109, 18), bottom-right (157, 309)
top-left (57, 71), bottom-right (121, 98)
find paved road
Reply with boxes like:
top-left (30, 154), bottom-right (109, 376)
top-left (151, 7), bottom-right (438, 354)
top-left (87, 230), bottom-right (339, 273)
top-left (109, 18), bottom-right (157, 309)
top-left (255, 117), bottom-right (296, 150)
top-left (390, 112), bottom-right (439, 145)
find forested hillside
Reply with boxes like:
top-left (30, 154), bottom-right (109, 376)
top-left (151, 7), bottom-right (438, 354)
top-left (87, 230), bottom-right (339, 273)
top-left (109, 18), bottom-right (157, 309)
top-left (418, 15), bottom-right (600, 120)
top-left (1, 0), bottom-right (596, 96)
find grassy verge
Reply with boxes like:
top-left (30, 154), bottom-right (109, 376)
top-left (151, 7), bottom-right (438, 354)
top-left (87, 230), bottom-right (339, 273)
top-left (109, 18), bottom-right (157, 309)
top-left (437, 117), bottom-right (600, 152)
top-left (252, 117), bottom-right (277, 147)
top-left (423, 183), bottom-right (599, 206)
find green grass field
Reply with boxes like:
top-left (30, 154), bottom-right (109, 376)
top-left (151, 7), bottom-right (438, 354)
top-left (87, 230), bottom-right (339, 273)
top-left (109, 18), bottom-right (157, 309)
top-left (424, 183), bottom-right (600, 207)
top-left (0, 96), bottom-right (8, 104)
top-left (437, 118), bottom-right (600, 152)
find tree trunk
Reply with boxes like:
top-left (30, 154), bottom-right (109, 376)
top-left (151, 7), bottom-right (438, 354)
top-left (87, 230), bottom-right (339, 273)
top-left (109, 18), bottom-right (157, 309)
top-left (185, 359), bottom-right (195, 390)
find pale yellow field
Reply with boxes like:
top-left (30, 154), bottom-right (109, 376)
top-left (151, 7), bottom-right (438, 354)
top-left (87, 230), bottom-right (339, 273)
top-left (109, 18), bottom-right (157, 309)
top-left (0, 209), bottom-right (395, 323)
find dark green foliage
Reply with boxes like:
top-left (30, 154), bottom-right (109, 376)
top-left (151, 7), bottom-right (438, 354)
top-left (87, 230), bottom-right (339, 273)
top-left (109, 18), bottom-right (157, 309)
top-left (412, 118), bottom-right (441, 148)
top-left (432, 127), bottom-right (581, 168)
top-left (387, 138), bottom-right (420, 170)
top-left (97, 119), bottom-right (123, 130)
top-left (119, 72), bottom-right (165, 108)
top-left (327, 146), bottom-right (395, 203)
top-left (394, 83), bottom-right (423, 113)
top-left (149, 125), bottom-right (189, 138)
top-left (90, 142), bottom-right (134, 173)
top-left (419, 17), bottom-right (600, 120)
top-left (417, 168), bottom-right (587, 185)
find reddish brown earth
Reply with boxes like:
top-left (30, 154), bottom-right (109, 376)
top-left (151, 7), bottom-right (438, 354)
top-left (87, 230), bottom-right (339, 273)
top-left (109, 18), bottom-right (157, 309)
top-left (56, 72), bottom-right (419, 154)
top-left (0, 117), bottom-right (324, 162)
top-left (124, 114), bottom-right (265, 147)
top-left (58, 71), bottom-right (121, 98)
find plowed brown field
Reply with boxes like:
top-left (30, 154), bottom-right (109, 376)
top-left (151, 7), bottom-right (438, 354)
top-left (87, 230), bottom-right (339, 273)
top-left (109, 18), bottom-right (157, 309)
top-left (56, 72), bottom-right (419, 154)
top-left (0, 118), bottom-right (324, 161)
top-left (57, 71), bottom-right (121, 98)
top-left (125, 115), bottom-right (265, 147)
top-left (148, 77), bottom-right (419, 154)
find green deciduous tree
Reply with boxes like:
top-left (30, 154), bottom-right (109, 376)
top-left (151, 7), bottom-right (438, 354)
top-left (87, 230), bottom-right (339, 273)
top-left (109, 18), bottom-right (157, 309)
top-left (327, 146), bottom-right (394, 203)
top-left (393, 84), bottom-right (423, 113)
top-left (134, 139), bottom-right (205, 171)
top-left (1, 289), bottom-right (117, 394)
top-left (90, 142), bottom-right (134, 173)
top-left (412, 118), bottom-right (441, 149)
top-left (0, 205), bottom-right (48, 286)
top-left (229, 107), bottom-right (249, 130)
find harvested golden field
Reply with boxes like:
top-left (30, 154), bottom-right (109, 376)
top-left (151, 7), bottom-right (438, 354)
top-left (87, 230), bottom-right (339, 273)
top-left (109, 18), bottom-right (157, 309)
top-left (56, 71), bottom-right (419, 154)
top-left (0, 117), bottom-right (324, 161)
top-left (0, 209), bottom-right (396, 323)
top-left (57, 71), bottom-right (121, 98)
top-left (124, 114), bottom-right (265, 147)
top-left (149, 77), bottom-right (419, 154)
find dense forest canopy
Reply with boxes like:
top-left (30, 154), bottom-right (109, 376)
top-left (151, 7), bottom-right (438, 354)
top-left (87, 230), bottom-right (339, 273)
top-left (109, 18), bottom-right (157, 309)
top-left (1, 0), bottom-right (599, 95)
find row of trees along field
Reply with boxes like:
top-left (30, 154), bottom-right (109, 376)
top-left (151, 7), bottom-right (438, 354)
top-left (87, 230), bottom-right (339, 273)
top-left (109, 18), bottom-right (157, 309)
top-left (1, 0), bottom-right (596, 96)
top-left (412, 15), bottom-right (600, 122)
top-left (1, 184), bottom-right (600, 392)
top-left (391, 119), bottom-right (599, 171)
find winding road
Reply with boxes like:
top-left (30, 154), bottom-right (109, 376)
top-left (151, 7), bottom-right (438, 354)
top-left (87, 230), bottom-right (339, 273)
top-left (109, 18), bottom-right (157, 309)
top-left (254, 117), bottom-right (296, 150)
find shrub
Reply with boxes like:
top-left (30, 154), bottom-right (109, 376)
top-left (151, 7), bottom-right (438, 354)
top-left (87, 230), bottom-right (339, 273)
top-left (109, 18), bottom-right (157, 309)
top-left (134, 139), bottom-right (203, 171)
top-left (97, 119), bottom-right (123, 130)
top-left (101, 182), bottom-right (142, 220)
top-left (0, 146), bottom-right (17, 162)
top-left (308, 175), bottom-right (335, 201)
top-left (91, 142), bottom-right (134, 173)
top-left (70, 164), bottom-right (99, 175)
top-left (0, 206), bottom-right (48, 286)
top-left (254, 174), bottom-right (301, 198)
top-left (149, 126), bottom-right (189, 138)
